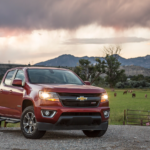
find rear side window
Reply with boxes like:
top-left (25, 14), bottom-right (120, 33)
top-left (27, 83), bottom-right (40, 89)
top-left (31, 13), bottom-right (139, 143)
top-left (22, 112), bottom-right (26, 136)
top-left (4, 70), bottom-right (16, 85)
top-left (15, 70), bottom-right (25, 82)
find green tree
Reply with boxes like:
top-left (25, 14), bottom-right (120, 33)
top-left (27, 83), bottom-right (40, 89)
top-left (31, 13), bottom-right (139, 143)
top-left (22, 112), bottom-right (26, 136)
top-left (118, 73), bottom-right (127, 82)
top-left (104, 45), bottom-right (125, 88)
top-left (74, 58), bottom-right (106, 85)
top-left (132, 74), bottom-right (144, 81)
top-left (145, 76), bottom-right (150, 82)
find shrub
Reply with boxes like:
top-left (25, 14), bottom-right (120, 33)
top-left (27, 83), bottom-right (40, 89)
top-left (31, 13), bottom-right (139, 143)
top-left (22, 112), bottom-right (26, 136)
top-left (115, 80), bottom-right (150, 89)
top-left (116, 82), bottom-right (124, 88)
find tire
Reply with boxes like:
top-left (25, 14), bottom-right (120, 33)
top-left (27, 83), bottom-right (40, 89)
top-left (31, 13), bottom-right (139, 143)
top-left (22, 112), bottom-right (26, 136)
top-left (21, 106), bottom-right (46, 139)
top-left (82, 123), bottom-right (108, 138)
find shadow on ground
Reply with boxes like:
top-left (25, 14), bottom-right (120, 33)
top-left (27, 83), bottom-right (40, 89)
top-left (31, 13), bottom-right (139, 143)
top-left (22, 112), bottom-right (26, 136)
top-left (0, 129), bottom-right (86, 140)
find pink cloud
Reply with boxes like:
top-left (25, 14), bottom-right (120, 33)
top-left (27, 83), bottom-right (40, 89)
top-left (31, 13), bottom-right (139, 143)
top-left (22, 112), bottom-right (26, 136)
top-left (0, 0), bottom-right (150, 33)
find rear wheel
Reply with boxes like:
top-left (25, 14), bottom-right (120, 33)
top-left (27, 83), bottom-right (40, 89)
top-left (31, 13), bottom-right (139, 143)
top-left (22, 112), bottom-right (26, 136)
top-left (82, 123), bottom-right (108, 137)
top-left (21, 106), bottom-right (46, 139)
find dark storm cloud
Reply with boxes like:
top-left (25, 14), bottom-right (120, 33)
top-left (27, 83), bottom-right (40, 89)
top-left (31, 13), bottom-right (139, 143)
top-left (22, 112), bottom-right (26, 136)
top-left (65, 37), bottom-right (150, 44)
top-left (0, 0), bottom-right (150, 30)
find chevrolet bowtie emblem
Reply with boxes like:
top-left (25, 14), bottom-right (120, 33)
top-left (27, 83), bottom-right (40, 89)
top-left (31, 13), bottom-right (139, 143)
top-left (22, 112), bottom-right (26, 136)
top-left (77, 96), bottom-right (87, 101)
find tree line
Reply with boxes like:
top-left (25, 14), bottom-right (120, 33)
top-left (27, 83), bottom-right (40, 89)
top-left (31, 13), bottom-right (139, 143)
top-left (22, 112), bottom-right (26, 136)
top-left (116, 75), bottom-right (150, 89)
top-left (72, 45), bottom-right (125, 88)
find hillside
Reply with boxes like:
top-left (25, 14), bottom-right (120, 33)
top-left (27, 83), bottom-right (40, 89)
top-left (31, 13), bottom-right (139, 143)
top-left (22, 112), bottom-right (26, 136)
top-left (35, 54), bottom-right (150, 69)
top-left (35, 54), bottom-right (97, 67)
top-left (120, 66), bottom-right (150, 76)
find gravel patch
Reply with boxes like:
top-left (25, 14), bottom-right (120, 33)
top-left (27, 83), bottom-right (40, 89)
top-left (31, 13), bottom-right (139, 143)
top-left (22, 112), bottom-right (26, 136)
top-left (0, 125), bottom-right (150, 150)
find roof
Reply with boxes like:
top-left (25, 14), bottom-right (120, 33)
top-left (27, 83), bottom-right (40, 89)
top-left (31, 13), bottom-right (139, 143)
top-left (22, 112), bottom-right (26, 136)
top-left (7, 66), bottom-right (69, 71)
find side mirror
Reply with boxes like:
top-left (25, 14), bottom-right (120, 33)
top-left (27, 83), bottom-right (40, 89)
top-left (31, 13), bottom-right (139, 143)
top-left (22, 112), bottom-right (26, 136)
top-left (84, 81), bottom-right (91, 85)
top-left (12, 79), bottom-right (23, 86)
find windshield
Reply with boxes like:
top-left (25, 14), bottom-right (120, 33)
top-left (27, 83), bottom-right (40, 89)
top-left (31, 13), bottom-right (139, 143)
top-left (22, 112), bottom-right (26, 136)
top-left (27, 69), bottom-right (84, 85)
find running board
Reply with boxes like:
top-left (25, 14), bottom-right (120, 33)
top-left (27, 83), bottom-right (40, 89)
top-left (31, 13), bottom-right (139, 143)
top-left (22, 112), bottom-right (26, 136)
top-left (0, 118), bottom-right (6, 122)
top-left (0, 117), bottom-right (20, 124)
top-left (5, 120), bottom-right (20, 123)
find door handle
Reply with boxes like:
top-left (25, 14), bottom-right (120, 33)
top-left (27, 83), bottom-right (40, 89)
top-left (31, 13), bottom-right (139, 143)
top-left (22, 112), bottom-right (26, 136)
top-left (9, 90), bottom-right (12, 94)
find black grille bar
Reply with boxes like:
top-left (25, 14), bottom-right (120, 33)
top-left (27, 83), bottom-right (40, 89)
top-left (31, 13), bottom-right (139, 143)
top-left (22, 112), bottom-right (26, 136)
top-left (61, 112), bottom-right (101, 116)
top-left (61, 100), bottom-right (99, 107)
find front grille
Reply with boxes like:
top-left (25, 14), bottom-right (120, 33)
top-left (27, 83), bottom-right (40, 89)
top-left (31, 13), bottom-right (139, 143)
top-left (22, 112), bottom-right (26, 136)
top-left (62, 101), bottom-right (99, 107)
top-left (61, 112), bottom-right (100, 116)
top-left (58, 93), bottom-right (101, 108)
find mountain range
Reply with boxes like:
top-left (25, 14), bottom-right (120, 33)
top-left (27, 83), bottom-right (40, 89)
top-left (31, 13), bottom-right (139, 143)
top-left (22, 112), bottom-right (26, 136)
top-left (35, 54), bottom-right (150, 69)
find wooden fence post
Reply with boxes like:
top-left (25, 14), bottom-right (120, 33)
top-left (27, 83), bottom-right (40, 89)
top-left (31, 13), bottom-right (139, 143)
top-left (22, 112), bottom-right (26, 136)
top-left (141, 120), bottom-right (143, 126)
top-left (4, 121), bottom-right (7, 127)
top-left (123, 110), bottom-right (126, 125)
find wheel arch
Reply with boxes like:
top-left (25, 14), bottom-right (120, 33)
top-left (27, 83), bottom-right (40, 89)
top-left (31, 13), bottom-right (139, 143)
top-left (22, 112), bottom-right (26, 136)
top-left (22, 99), bottom-right (35, 112)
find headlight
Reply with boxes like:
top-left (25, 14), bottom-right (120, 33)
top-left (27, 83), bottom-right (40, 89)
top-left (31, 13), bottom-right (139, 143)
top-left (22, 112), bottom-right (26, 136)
top-left (101, 93), bottom-right (108, 103)
top-left (39, 91), bottom-right (59, 101)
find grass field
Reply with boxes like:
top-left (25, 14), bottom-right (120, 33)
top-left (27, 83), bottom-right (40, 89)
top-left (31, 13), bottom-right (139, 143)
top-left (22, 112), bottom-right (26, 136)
top-left (106, 88), bottom-right (150, 125)
top-left (1, 88), bottom-right (150, 127)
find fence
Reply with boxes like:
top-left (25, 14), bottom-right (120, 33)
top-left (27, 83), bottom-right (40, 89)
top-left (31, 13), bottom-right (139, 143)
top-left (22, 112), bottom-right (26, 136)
top-left (123, 109), bottom-right (150, 126)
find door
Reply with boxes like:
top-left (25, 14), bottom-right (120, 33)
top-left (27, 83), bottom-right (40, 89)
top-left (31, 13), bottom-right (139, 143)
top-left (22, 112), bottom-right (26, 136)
top-left (7, 70), bottom-right (25, 118)
top-left (0, 70), bottom-right (16, 116)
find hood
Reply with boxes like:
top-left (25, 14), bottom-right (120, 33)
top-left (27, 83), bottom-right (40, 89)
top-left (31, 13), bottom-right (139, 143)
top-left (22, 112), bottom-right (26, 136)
top-left (37, 84), bottom-right (105, 93)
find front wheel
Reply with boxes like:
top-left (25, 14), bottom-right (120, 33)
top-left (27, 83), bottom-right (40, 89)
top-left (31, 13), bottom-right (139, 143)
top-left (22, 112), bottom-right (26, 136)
top-left (21, 106), bottom-right (46, 139)
top-left (82, 124), bottom-right (108, 137)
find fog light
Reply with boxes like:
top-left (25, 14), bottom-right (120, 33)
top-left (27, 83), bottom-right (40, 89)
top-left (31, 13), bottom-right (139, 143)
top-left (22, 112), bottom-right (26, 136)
top-left (103, 111), bottom-right (109, 118)
top-left (45, 111), bottom-right (50, 116)
top-left (41, 110), bottom-right (56, 118)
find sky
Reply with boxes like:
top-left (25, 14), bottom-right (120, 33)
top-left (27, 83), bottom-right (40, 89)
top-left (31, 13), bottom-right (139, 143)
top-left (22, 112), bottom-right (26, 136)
top-left (0, 0), bottom-right (150, 64)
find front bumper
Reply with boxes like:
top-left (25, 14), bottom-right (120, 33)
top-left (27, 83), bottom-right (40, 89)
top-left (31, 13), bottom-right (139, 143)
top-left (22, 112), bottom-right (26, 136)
top-left (35, 106), bottom-right (110, 124)
top-left (37, 115), bottom-right (108, 130)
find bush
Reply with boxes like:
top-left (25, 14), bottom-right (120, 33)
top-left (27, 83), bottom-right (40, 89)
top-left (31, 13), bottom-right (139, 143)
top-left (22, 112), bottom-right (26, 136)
top-left (115, 80), bottom-right (150, 89)
top-left (116, 82), bottom-right (124, 88)
top-left (146, 82), bottom-right (150, 87)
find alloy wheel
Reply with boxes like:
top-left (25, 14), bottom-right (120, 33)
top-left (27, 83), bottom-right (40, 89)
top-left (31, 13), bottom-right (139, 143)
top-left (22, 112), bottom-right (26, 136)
top-left (23, 112), bottom-right (37, 134)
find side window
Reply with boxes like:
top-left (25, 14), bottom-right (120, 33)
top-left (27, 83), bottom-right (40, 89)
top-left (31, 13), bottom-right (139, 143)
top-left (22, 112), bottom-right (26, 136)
top-left (15, 70), bottom-right (25, 82)
top-left (4, 70), bottom-right (16, 86)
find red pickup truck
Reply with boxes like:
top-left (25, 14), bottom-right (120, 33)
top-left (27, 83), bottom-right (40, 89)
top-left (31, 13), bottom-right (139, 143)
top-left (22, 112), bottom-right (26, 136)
top-left (0, 67), bottom-right (110, 139)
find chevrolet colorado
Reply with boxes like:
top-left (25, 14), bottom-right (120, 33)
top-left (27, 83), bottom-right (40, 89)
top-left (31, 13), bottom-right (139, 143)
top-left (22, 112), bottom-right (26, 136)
top-left (0, 67), bottom-right (110, 139)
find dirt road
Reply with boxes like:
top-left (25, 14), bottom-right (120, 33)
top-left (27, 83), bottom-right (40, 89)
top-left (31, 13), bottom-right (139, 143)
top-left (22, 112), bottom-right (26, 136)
top-left (0, 125), bottom-right (150, 150)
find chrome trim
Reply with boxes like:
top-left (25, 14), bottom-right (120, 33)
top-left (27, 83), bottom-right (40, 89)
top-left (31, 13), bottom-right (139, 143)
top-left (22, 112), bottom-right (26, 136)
top-left (41, 110), bottom-right (56, 118)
